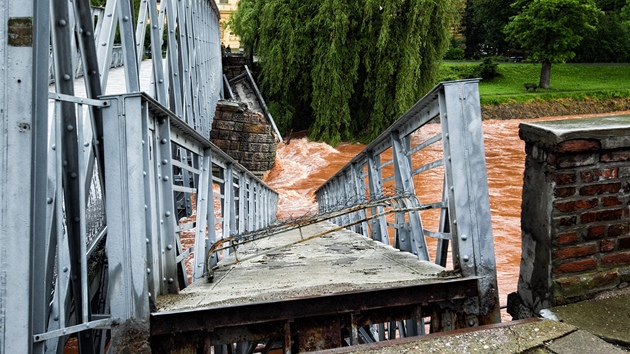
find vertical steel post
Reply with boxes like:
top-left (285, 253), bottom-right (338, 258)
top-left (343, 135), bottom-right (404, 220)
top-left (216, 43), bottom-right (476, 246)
top-left (193, 149), bottom-right (213, 280)
top-left (440, 81), bottom-right (501, 324)
top-left (366, 152), bottom-right (389, 244)
top-left (1, 1), bottom-right (39, 351)
top-left (391, 132), bottom-right (429, 260)
top-left (102, 94), bottom-right (151, 349)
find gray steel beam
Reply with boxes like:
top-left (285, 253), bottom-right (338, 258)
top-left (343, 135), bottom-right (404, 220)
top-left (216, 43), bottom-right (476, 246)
top-left (441, 82), bottom-right (500, 324)
top-left (102, 94), bottom-right (151, 347)
top-left (1, 3), bottom-right (38, 352)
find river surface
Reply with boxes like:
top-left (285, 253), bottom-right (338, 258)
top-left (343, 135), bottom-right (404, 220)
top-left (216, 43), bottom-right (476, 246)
top-left (262, 111), bottom-right (630, 320)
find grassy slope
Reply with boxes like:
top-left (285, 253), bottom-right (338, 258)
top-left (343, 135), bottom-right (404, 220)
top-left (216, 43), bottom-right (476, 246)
top-left (441, 62), bottom-right (630, 105)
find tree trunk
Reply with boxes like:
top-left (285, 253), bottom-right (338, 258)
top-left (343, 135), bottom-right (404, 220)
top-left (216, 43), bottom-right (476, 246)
top-left (539, 61), bottom-right (552, 89)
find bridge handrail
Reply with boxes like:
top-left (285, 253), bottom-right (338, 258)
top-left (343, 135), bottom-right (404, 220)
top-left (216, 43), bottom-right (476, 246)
top-left (316, 78), bottom-right (480, 189)
top-left (314, 79), bottom-right (501, 324)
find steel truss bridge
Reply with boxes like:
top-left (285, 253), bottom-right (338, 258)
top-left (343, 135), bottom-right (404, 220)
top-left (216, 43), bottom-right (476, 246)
top-left (0, 0), bottom-right (500, 352)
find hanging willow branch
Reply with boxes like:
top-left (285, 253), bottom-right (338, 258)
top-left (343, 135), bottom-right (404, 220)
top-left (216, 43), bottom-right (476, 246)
top-left (230, 0), bottom-right (459, 145)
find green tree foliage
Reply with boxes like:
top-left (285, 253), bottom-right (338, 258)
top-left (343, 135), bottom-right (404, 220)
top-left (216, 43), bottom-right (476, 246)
top-left (463, 0), bottom-right (517, 58)
top-left (504, 0), bottom-right (602, 89)
top-left (230, 0), bottom-right (459, 145)
top-left (573, 0), bottom-right (630, 62)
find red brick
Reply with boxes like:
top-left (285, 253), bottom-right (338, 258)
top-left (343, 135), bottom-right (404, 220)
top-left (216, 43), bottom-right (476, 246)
top-left (579, 182), bottom-right (621, 196)
top-left (554, 199), bottom-right (598, 213)
top-left (557, 139), bottom-right (600, 153)
top-left (602, 252), bottom-right (630, 267)
top-left (242, 123), bottom-right (268, 134)
top-left (586, 225), bottom-right (606, 239)
top-left (554, 244), bottom-right (598, 260)
top-left (555, 187), bottom-right (576, 198)
top-left (553, 258), bottom-right (598, 275)
top-left (601, 196), bottom-right (622, 207)
top-left (601, 150), bottom-right (630, 162)
top-left (603, 167), bottom-right (619, 179)
top-left (580, 170), bottom-right (602, 183)
top-left (555, 276), bottom-right (580, 290)
top-left (619, 237), bottom-right (630, 250)
top-left (559, 216), bottom-right (577, 227)
top-left (580, 208), bottom-right (624, 224)
top-left (554, 154), bottom-right (598, 168)
top-left (601, 239), bottom-right (616, 252)
top-left (593, 271), bottom-right (620, 287)
top-left (556, 232), bottom-right (578, 245)
top-left (608, 223), bottom-right (629, 237)
top-left (555, 172), bottom-right (576, 185)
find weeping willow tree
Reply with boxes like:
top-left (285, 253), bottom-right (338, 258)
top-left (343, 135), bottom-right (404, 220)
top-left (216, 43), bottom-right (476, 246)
top-left (231, 0), bottom-right (459, 145)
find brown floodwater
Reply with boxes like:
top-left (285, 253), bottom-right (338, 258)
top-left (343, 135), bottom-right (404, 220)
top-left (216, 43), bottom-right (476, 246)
top-left (263, 111), bottom-right (630, 321)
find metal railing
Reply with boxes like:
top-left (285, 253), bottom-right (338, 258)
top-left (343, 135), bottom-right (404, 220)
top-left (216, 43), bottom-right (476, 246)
top-left (315, 79), bottom-right (501, 326)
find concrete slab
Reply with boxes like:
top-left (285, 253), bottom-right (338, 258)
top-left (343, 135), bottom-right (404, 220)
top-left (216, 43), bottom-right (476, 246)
top-left (548, 287), bottom-right (630, 348)
top-left (156, 221), bottom-right (452, 312)
top-left (546, 330), bottom-right (628, 354)
top-left (320, 319), bottom-right (577, 354)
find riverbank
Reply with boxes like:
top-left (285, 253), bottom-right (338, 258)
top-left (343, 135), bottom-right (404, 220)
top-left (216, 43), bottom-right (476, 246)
top-left (481, 96), bottom-right (630, 120)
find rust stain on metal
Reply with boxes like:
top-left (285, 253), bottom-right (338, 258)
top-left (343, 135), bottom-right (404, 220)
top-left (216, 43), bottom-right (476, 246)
top-left (8, 18), bottom-right (33, 47)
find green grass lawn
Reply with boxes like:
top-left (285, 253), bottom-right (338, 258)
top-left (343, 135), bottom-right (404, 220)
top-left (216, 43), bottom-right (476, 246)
top-left (440, 62), bottom-right (630, 105)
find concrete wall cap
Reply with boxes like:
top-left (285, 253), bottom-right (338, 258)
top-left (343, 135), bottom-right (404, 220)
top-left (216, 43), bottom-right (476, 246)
top-left (519, 115), bottom-right (630, 151)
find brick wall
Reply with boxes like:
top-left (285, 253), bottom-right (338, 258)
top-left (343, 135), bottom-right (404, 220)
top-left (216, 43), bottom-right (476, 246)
top-left (510, 116), bottom-right (630, 319)
top-left (211, 101), bottom-right (277, 177)
top-left (222, 54), bottom-right (248, 80)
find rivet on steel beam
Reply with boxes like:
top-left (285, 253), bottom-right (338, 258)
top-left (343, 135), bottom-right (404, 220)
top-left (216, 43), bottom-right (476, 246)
top-left (168, 278), bottom-right (174, 284)
top-left (462, 255), bottom-right (469, 262)
top-left (85, 31), bottom-right (92, 36)
top-left (123, 16), bottom-right (129, 22)
top-left (146, 238), bottom-right (150, 244)
top-left (74, 216), bottom-right (80, 222)
top-left (143, 171), bottom-right (147, 176)
top-left (102, 43), bottom-right (107, 46)
top-left (63, 74), bottom-right (71, 81)
top-left (63, 267), bottom-right (68, 272)
top-left (145, 205), bottom-right (148, 210)
top-left (165, 211), bottom-right (171, 217)
top-left (66, 125), bottom-right (74, 131)
top-left (167, 244), bottom-right (173, 250)
top-left (70, 172), bottom-right (77, 179)
top-left (162, 159), bottom-right (168, 164)
top-left (147, 268), bottom-right (151, 274)
top-left (51, 144), bottom-right (56, 150)
top-left (161, 138), bottom-right (167, 144)
top-left (84, 142), bottom-right (89, 147)
top-left (47, 198), bottom-right (53, 204)
top-left (461, 234), bottom-right (468, 241)
top-left (63, 160), bottom-right (67, 166)
top-left (453, 220), bottom-right (457, 224)
top-left (163, 176), bottom-right (169, 182)
top-left (159, 79), bottom-right (164, 83)
top-left (468, 320), bottom-right (475, 326)
top-left (57, 19), bottom-right (66, 27)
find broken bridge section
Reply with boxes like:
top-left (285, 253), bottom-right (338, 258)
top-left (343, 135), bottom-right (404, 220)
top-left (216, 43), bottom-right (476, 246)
top-left (149, 80), bottom-right (501, 353)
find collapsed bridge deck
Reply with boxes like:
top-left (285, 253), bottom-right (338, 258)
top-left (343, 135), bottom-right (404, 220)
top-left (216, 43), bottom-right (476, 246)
top-left (151, 222), bottom-right (479, 352)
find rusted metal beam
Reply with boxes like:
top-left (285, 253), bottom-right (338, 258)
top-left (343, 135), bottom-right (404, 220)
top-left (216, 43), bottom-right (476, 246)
top-left (151, 278), bottom-right (478, 336)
